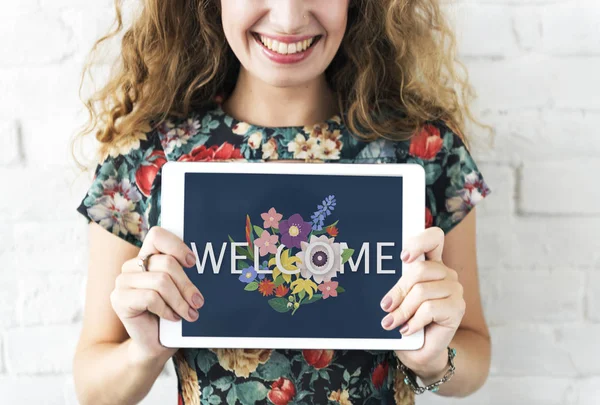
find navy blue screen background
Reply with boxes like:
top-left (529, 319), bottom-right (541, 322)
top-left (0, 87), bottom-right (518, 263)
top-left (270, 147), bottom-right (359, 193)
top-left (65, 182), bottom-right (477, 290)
top-left (182, 172), bottom-right (404, 339)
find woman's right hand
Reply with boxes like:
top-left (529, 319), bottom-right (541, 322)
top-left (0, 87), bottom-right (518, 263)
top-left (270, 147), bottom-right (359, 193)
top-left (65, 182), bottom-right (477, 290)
top-left (110, 226), bottom-right (204, 363)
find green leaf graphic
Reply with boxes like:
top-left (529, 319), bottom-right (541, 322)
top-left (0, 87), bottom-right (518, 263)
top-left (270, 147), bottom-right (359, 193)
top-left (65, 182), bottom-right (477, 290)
top-left (244, 281), bottom-right (259, 291)
top-left (253, 225), bottom-right (264, 238)
top-left (341, 248), bottom-right (354, 264)
top-left (336, 286), bottom-right (345, 293)
top-left (268, 298), bottom-right (291, 313)
top-left (302, 294), bottom-right (322, 304)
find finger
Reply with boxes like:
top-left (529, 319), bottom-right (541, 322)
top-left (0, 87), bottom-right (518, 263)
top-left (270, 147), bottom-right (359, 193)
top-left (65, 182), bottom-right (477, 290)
top-left (400, 227), bottom-right (445, 263)
top-left (400, 296), bottom-right (466, 336)
top-left (380, 279), bottom-right (457, 331)
top-left (138, 226), bottom-right (196, 269)
top-left (110, 288), bottom-right (182, 322)
top-left (115, 271), bottom-right (199, 322)
top-left (123, 253), bottom-right (205, 310)
top-left (380, 260), bottom-right (448, 312)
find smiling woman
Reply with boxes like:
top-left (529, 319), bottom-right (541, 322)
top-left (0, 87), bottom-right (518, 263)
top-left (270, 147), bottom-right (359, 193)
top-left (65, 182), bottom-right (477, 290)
top-left (72, 0), bottom-right (491, 404)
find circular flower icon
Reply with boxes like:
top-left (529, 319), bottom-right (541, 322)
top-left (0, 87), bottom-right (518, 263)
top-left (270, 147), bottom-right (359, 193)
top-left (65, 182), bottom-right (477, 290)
top-left (296, 235), bottom-right (341, 284)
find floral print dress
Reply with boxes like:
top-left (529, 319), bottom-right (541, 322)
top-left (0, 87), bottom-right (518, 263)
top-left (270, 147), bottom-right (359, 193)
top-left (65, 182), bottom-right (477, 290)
top-left (76, 98), bottom-right (491, 405)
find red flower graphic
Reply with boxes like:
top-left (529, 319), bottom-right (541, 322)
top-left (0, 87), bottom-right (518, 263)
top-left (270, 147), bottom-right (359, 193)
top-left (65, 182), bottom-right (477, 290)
top-left (371, 360), bottom-right (389, 389)
top-left (258, 279), bottom-right (275, 296)
top-left (135, 150), bottom-right (167, 197)
top-left (177, 142), bottom-right (243, 162)
top-left (326, 225), bottom-right (339, 237)
top-left (275, 285), bottom-right (289, 297)
top-left (409, 124), bottom-right (443, 161)
top-left (425, 207), bottom-right (433, 228)
top-left (302, 349), bottom-right (334, 369)
top-left (267, 377), bottom-right (296, 405)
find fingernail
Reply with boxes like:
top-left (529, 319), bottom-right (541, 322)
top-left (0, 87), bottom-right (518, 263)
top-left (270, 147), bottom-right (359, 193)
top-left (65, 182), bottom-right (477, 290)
top-left (173, 313), bottom-right (181, 321)
top-left (381, 314), bottom-right (393, 328)
top-left (188, 307), bottom-right (198, 320)
top-left (400, 250), bottom-right (410, 262)
top-left (400, 324), bottom-right (409, 334)
top-left (192, 293), bottom-right (204, 308)
top-left (186, 253), bottom-right (196, 267)
top-left (380, 296), bottom-right (392, 311)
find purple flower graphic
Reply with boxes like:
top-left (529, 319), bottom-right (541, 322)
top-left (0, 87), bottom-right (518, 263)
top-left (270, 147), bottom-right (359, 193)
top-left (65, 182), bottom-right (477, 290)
top-left (279, 213), bottom-right (312, 249)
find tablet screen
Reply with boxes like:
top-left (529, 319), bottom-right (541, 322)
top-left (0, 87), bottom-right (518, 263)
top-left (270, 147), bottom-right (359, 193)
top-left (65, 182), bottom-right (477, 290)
top-left (182, 171), bottom-right (404, 340)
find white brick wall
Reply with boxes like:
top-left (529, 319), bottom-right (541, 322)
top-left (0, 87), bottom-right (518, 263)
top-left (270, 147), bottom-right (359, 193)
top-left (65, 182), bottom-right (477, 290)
top-left (1, 0), bottom-right (598, 403)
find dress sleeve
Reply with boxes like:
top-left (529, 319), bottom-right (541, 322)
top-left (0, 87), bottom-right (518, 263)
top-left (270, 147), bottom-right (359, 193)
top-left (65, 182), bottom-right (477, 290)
top-left (407, 120), bottom-right (492, 234)
top-left (75, 129), bottom-right (167, 248)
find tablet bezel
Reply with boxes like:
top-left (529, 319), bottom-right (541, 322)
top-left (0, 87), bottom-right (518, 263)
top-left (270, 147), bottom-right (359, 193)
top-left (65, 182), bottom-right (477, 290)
top-left (160, 161), bottom-right (425, 350)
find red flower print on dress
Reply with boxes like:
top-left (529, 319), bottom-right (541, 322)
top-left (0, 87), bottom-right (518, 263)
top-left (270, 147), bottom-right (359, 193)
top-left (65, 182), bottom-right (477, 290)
top-left (135, 149), bottom-right (167, 197)
top-left (267, 377), bottom-right (296, 405)
top-left (177, 142), bottom-right (243, 162)
top-left (409, 124), bottom-right (444, 160)
top-left (302, 349), bottom-right (334, 369)
top-left (425, 206), bottom-right (433, 228)
top-left (371, 360), bottom-right (389, 389)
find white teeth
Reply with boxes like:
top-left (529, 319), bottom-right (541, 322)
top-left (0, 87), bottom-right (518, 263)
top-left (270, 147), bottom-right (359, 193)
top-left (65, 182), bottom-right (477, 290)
top-left (258, 34), bottom-right (317, 55)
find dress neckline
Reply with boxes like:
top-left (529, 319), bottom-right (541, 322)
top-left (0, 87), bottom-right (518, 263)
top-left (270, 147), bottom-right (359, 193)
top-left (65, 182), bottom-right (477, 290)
top-left (211, 99), bottom-right (345, 132)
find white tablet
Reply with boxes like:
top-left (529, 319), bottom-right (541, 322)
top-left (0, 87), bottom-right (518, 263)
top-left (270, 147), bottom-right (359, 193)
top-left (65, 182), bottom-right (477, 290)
top-left (160, 161), bottom-right (425, 351)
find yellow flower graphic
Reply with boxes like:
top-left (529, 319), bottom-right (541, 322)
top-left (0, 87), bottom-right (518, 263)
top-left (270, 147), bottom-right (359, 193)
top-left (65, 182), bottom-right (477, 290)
top-left (268, 248), bottom-right (297, 284)
top-left (290, 277), bottom-right (318, 299)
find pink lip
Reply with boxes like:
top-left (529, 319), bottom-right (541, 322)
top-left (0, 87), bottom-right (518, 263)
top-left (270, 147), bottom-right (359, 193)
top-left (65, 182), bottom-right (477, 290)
top-left (253, 33), bottom-right (320, 65)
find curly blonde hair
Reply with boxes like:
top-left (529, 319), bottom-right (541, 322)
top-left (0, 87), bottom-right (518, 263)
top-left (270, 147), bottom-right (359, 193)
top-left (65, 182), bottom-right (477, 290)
top-left (71, 0), bottom-right (485, 170)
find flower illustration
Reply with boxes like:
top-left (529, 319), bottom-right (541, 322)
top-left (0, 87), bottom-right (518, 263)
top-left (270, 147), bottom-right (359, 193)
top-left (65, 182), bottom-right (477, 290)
top-left (317, 281), bottom-right (338, 299)
top-left (177, 142), bottom-right (243, 162)
top-left (87, 176), bottom-right (147, 241)
top-left (255, 230), bottom-right (279, 256)
top-left (135, 149), bottom-right (167, 197)
top-left (232, 122), bottom-right (251, 135)
top-left (262, 137), bottom-right (279, 160)
top-left (326, 225), bottom-right (339, 237)
top-left (210, 348), bottom-right (272, 378)
top-left (236, 196), bottom-right (346, 315)
top-left (425, 206), bottom-right (433, 228)
top-left (275, 285), bottom-right (289, 297)
top-left (310, 195), bottom-right (336, 231)
top-left (239, 266), bottom-right (257, 283)
top-left (269, 249), bottom-right (298, 284)
top-left (287, 134), bottom-right (321, 160)
top-left (258, 279), bottom-right (276, 296)
top-left (371, 361), bottom-right (389, 390)
top-left (267, 377), bottom-right (296, 405)
top-left (279, 213), bottom-right (311, 249)
top-left (409, 123), bottom-right (443, 160)
top-left (248, 131), bottom-right (263, 149)
top-left (296, 234), bottom-right (341, 284)
top-left (302, 349), bottom-right (334, 369)
top-left (328, 388), bottom-right (352, 405)
top-left (261, 207), bottom-right (283, 229)
top-left (290, 277), bottom-right (318, 299)
top-left (446, 171), bottom-right (490, 222)
top-left (102, 122), bottom-right (150, 161)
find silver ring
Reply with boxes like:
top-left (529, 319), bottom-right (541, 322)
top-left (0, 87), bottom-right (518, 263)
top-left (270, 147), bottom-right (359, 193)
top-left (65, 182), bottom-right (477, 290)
top-left (137, 254), bottom-right (154, 272)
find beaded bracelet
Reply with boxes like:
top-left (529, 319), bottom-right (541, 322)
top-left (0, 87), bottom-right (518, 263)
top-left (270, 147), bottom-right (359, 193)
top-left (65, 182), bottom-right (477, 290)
top-left (396, 347), bottom-right (457, 394)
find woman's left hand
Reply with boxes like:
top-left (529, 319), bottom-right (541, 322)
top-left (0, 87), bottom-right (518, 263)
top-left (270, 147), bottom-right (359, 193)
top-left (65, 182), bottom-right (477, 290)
top-left (379, 227), bottom-right (466, 381)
